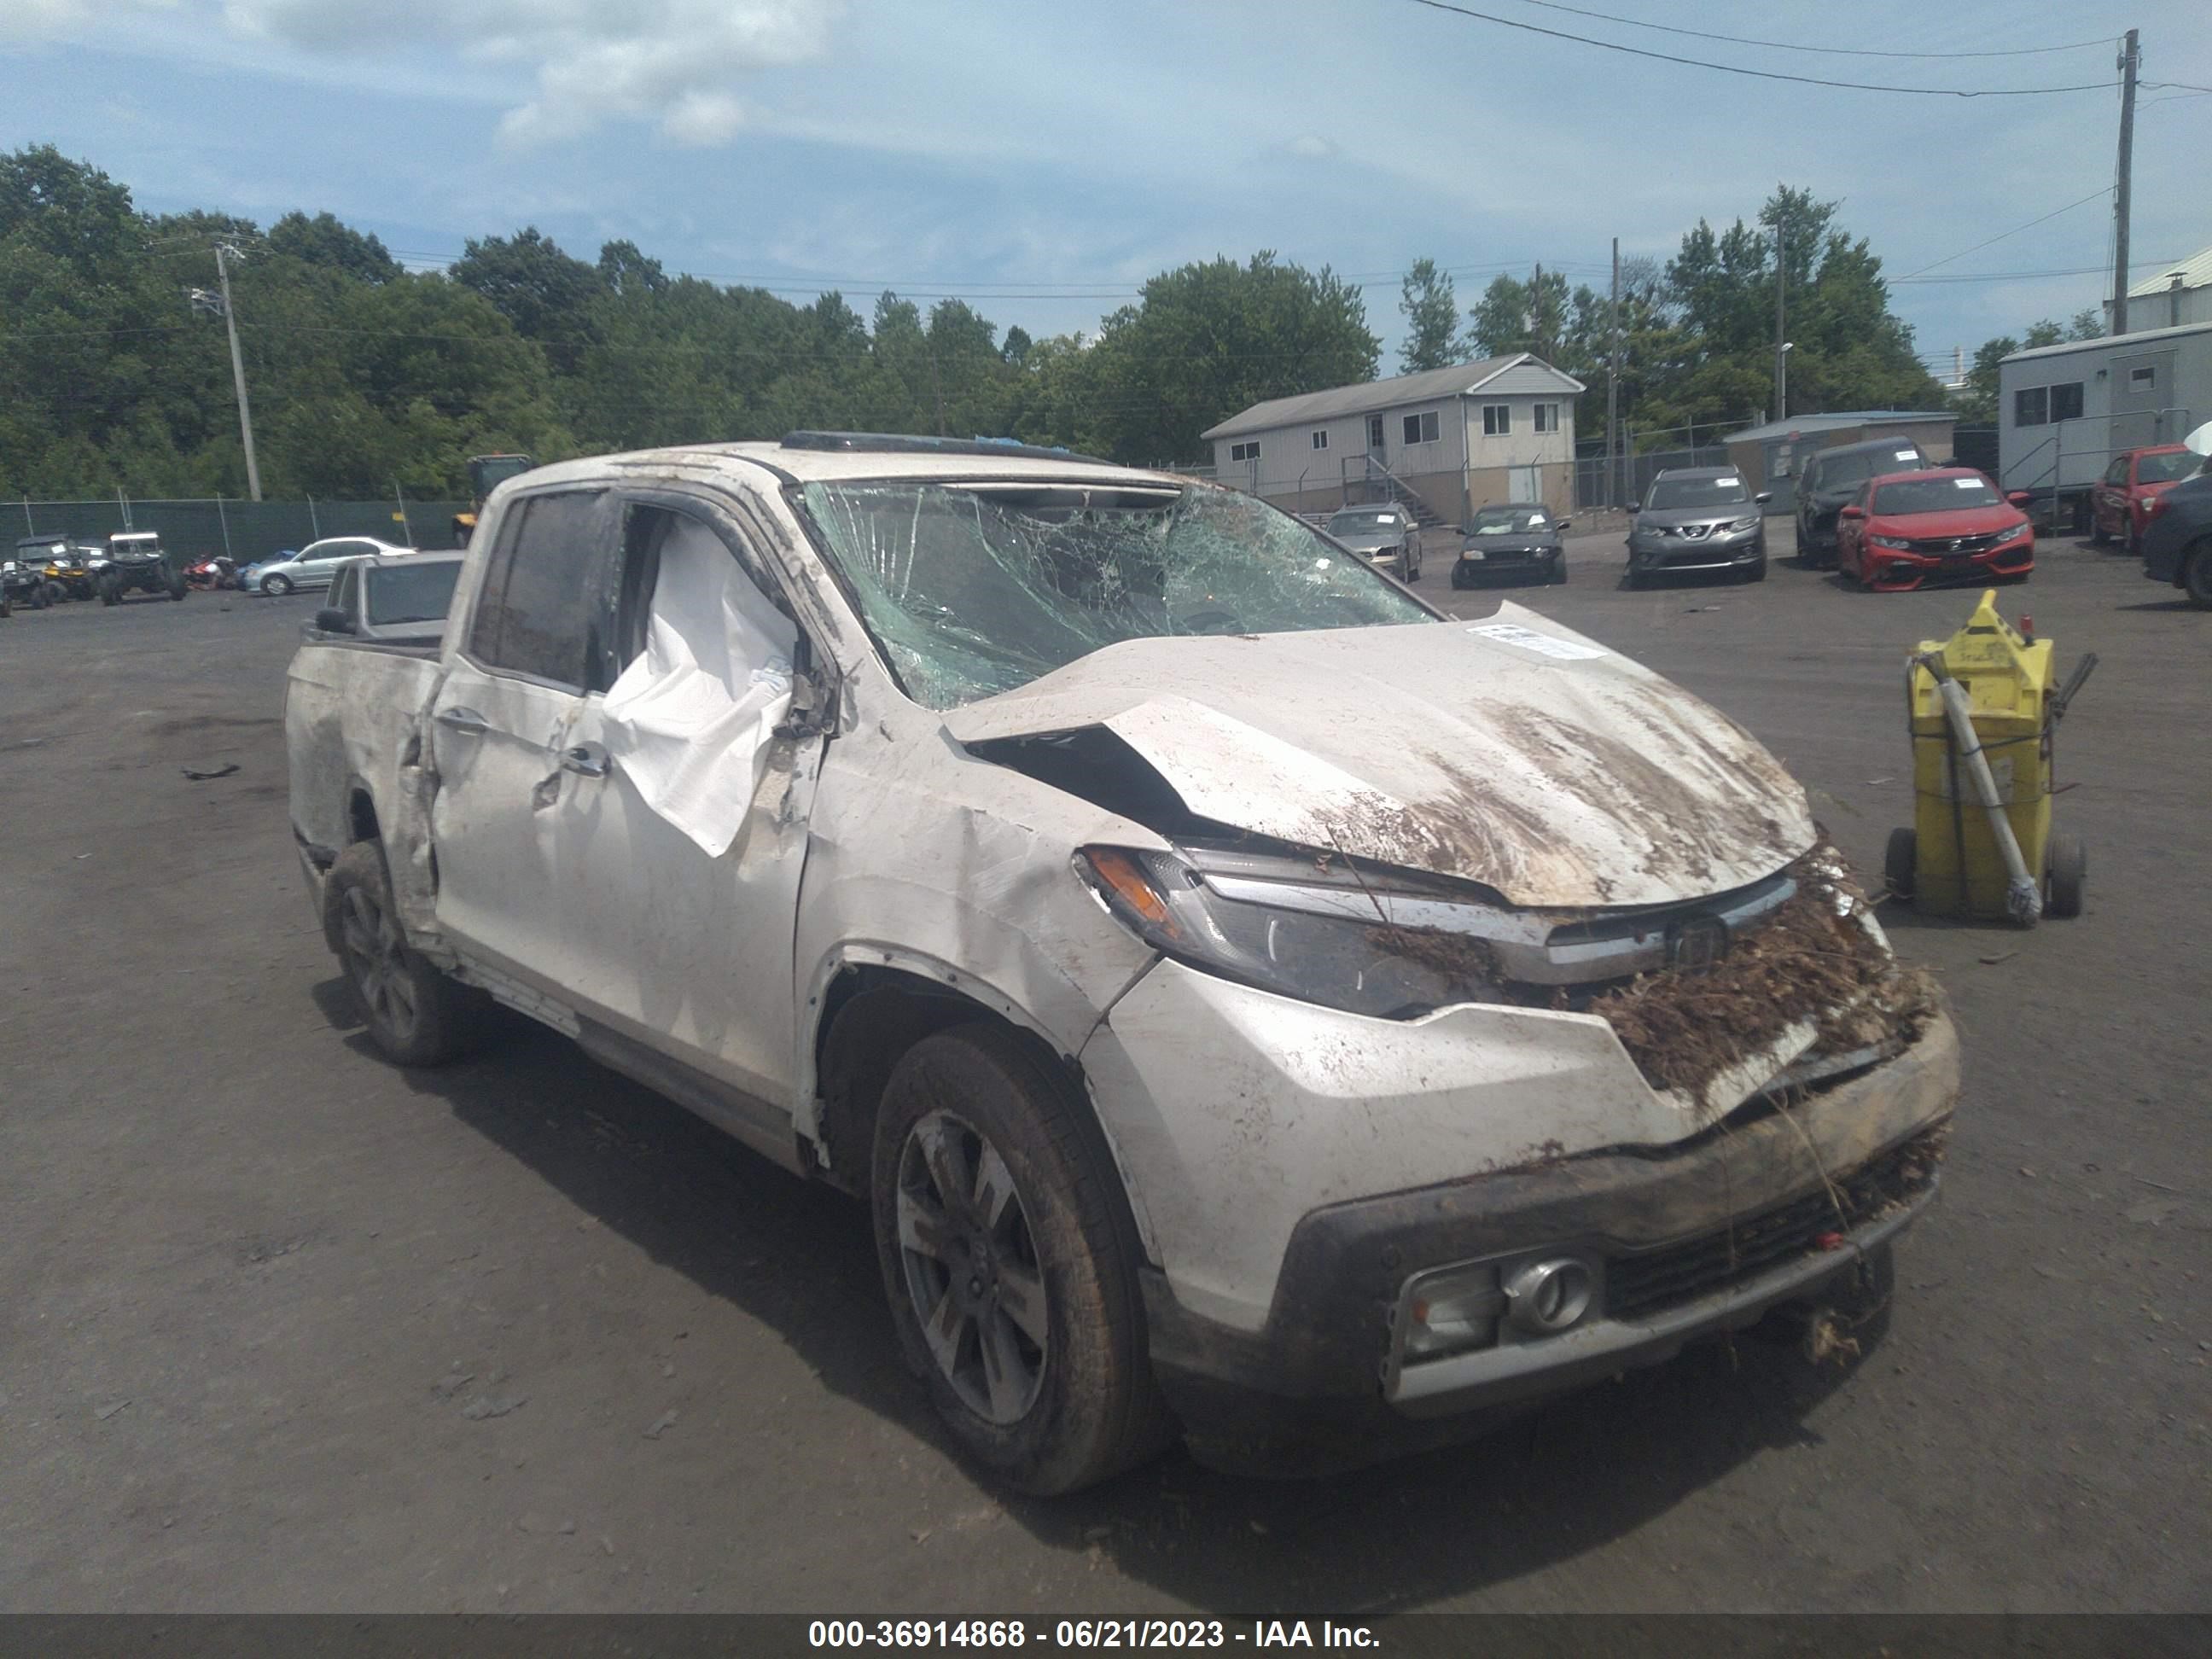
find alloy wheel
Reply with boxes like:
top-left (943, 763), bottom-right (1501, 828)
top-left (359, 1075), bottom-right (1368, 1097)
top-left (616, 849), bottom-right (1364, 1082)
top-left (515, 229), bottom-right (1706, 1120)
top-left (894, 1110), bottom-right (1049, 1425)
top-left (340, 882), bottom-right (418, 1044)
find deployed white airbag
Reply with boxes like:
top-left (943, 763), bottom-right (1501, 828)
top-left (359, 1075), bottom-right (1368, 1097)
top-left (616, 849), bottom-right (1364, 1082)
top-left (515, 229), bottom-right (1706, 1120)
top-left (602, 518), bottom-right (795, 858)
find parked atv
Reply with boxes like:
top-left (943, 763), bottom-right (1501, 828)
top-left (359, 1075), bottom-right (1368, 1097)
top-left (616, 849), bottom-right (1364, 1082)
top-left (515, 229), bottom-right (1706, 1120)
top-left (100, 532), bottom-right (188, 603)
top-left (3, 545), bottom-right (58, 617)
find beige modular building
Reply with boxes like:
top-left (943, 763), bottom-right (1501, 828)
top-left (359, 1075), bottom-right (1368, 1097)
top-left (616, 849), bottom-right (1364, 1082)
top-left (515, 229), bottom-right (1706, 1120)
top-left (1201, 354), bottom-right (1586, 529)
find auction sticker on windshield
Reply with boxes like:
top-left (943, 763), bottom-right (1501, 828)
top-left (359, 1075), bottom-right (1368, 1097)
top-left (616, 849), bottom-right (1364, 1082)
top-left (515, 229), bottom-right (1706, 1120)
top-left (1466, 622), bottom-right (1609, 660)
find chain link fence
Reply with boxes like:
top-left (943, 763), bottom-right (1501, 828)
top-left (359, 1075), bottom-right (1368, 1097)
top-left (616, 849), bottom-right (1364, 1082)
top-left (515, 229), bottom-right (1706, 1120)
top-left (10, 496), bottom-right (470, 559)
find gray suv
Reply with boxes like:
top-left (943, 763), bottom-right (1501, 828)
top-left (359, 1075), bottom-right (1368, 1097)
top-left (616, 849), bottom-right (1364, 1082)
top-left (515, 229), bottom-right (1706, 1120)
top-left (1627, 468), bottom-right (1770, 586)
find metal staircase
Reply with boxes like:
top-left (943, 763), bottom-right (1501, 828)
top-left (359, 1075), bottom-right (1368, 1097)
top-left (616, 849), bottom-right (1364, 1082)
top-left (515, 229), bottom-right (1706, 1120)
top-left (1342, 455), bottom-right (1447, 531)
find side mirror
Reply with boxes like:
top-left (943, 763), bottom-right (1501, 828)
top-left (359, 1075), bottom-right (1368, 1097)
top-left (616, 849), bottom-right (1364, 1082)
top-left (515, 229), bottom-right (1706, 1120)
top-left (1555, 517), bottom-right (1572, 531)
top-left (313, 607), bottom-right (353, 635)
top-left (1752, 492), bottom-right (1772, 506)
top-left (1839, 505), bottom-right (1866, 521)
top-left (1626, 502), bottom-right (1640, 515)
top-left (2007, 491), bottom-right (2033, 508)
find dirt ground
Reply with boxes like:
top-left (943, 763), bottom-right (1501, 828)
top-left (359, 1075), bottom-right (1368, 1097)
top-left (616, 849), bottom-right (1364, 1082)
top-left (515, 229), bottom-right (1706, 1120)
top-left (2, 532), bottom-right (2207, 1615)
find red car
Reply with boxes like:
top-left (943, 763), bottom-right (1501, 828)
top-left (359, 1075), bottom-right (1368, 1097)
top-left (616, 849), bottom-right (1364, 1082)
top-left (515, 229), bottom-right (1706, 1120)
top-left (2093, 444), bottom-right (2197, 555)
top-left (1837, 469), bottom-right (2034, 591)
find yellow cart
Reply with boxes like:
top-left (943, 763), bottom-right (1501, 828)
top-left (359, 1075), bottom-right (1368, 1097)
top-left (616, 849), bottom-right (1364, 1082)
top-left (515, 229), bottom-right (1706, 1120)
top-left (1888, 590), bottom-right (2094, 923)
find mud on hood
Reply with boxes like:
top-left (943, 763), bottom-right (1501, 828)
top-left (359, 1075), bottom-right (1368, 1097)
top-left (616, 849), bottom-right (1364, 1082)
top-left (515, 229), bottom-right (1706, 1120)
top-left (941, 604), bottom-right (1815, 909)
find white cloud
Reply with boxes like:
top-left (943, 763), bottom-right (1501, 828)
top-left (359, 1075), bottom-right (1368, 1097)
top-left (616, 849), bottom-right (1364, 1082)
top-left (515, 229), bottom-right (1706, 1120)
top-left (218, 0), bottom-right (841, 148)
top-left (0, 0), bottom-right (177, 39)
top-left (1287, 134), bottom-right (1335, 159)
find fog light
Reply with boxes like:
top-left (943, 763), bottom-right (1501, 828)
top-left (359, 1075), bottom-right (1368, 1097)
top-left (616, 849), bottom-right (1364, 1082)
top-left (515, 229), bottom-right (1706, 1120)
top-left (1400, 1262), bottom-right (1503, 1361)
top-left (1503, 1256), bottom-right (1595, 1335)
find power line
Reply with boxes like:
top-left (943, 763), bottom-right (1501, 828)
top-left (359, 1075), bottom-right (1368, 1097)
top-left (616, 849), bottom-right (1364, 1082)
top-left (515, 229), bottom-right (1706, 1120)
top-left (1401, 0), bottom-right (2120, 95)
top-left (1894, 186), bottom-right (2112, 279)
top-left (1497, 1), bottom-right (2111, 60)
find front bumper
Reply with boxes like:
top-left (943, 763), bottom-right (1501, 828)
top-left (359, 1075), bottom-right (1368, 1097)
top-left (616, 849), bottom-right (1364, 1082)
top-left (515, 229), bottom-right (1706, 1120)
top-left (1860, 534), bottom-right (2032, 591)
top-left (1455, 545), bottom-right (1558, 579)
top-left (1110, 993), bottom-right (1958, 1473)
top-left (1629, 527), bottom-right (1764, 572)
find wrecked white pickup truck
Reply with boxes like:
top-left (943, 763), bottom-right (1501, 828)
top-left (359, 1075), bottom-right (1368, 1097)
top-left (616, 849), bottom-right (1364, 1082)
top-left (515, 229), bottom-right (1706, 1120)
top-left (285, 433), bottom-right (1958, 1493)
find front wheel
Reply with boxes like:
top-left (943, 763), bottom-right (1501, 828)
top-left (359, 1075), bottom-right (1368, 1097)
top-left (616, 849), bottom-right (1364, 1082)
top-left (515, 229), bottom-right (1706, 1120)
top-left (100, 578), bottom-right (119, 606)
top-left (1741, 553), bottom-right (1767, 583)
top-left (1884, 827), bottom-right (1917, 900)
top-left (872, 1025), bottom-right (1169, 1495)
top-left (326, 841), bottom-right (490, 1066)
top-left (265, 573), bottom-right (294, 597)
top-left (2185, 543), bottom-right (2212, 609)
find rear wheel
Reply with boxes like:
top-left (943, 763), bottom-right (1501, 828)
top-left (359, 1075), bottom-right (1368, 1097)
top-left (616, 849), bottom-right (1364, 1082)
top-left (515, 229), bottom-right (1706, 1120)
top-left (871, 1024), bottom-right (1169, 1494)
top-left (1884, 827), bottom-right (1917, 900)
top-left (326, 841), bottom-right (490, 1066)
top-left (2046, 833), bottom-right (2086, 918)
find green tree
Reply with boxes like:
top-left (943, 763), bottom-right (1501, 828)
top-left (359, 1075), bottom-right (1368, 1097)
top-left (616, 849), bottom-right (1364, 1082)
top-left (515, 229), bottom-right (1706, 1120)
top-left (1957, 336), bottom-right (2017, 425)
top-left (1397, 257), bottom-right (1461, 372)
top-left (267, 211), bottom-right (401, 284)
top-left (1468, 267), bottom-right (1569, 361)
top-left (451, 226), bottom-right (603, 359)
top-left (1080, 253), bottom-right (1377, 465)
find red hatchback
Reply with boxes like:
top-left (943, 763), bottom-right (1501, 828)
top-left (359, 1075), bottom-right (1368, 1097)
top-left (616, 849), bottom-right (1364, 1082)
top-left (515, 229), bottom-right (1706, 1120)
top-left (1837, 469), bottom-right (2034, 591)
top-left (2093, 444), bottom-right (2196, 555)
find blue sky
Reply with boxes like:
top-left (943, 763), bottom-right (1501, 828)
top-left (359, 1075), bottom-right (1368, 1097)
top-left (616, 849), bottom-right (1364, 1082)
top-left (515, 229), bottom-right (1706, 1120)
top-left (5, 0), bottom-right (2209, 381)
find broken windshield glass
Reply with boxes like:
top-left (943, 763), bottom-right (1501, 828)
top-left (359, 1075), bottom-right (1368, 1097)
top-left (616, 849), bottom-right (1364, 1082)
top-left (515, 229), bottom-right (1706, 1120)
top-left (800, 480), bottom-right (1435, 710)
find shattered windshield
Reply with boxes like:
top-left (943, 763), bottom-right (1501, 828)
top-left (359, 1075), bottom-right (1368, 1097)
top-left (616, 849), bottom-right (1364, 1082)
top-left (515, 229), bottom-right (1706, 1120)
top-left (800, 480), bottom-right (1435, 710)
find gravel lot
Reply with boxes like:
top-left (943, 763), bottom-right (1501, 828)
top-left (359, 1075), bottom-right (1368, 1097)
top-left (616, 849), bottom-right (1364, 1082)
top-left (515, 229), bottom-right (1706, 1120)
top-left (2, 529), bottom-right (2206, 1615)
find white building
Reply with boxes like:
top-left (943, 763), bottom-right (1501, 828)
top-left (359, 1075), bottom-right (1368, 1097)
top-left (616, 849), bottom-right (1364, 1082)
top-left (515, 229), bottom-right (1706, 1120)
top-left (2107, 244), bottom-right (2212, 334)
top-left (1201, 354), bottom-right (1586, 528)
top-left (1998, 318), bottom-right (2212, 498)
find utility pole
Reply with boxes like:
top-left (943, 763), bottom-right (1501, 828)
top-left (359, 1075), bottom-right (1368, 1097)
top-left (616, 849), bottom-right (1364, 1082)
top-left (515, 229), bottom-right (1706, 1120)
top-left (1607, 239), bottom-right (1621, 509)
top-left (213, 242), bottom-right (263, 501)
top-left (1773, 221), bottom-right (1787, 422)
top-left (2110, 27), bottom-right (2139, 337)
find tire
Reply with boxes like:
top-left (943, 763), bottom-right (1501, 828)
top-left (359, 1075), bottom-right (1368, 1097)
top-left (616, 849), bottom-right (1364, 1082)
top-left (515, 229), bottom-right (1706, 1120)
top-left (168, 579), bottom-right (188, 601)
top-left (45, 581), bottom-right (66, 606)
top-left (1, 591), bottom-right (10, 619)
top-left (2046, 832), bottom-right (2086, 919)
top-left (1450, 564), bottom-right (1470, 591)
top-left (1884, 827), bottom-right (1916, 900)
top-left (871, 1023), bottom-right (1170, 1495)
top-left (2185, 543), bottom-right (2212, 609)
top-left (2089, 516), bottom-right (2110, 547)
top-left (2124, 522), bottom-right (2140, 559)
top-left (1742, 553), bottom-right (1767, 583)
top-left (1626, 565), bottom-right (1647, 590)
top-left (265, 573), bottom-right (294, 597)
top-left (100, 579), bottom-right (119, 607)
top-left (325, 841), bottom-right (490, 1067)
top-left (1548, 560), bottom-right (1568, 585)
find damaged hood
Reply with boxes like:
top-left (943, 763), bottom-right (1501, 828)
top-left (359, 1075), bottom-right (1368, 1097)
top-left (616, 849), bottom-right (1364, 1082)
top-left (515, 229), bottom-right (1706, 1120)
top-left (941, 604), bottom-right (1815, 908)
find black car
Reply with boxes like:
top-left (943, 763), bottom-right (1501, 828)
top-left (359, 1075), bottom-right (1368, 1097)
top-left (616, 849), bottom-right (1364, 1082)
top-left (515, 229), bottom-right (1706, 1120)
top-left (2139, 462), bottom-right (2212, 608)
top-left (1793, 438), bottom-right (1934, 568)
top-left (1452, 503), bottom-right (1569, 588)
top-left (100, 532), bottom-right (187, 603)
top-left (3, 544), bottom-right (59, 616)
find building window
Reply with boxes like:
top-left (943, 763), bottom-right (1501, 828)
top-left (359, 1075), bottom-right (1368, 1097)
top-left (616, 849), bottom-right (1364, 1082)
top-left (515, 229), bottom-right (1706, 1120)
top-left (1533, 403), bottom-right (1560, 434)
top-left (2051, 381), bottom-right (2083, 422)
top-left (2014, 387), bottom-right (2047, 427)
top-left (1229, 440), bottom-right (1260, 463)
top-left (1367, 415), bottom-right (1386, 449)
top-left (1481, 404), bottom-right (1511, 436)
top-left (1311, 429), bottom-right (1329, 451)
top-left (2129, 365), bottom-right (2156, 389)
top-left (1402, 410), bottom-right (1440, 445)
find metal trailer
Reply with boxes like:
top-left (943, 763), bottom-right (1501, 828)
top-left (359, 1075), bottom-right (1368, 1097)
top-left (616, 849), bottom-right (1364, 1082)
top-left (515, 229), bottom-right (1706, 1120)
top-left (1998, 320), bottom-right (2211, 533)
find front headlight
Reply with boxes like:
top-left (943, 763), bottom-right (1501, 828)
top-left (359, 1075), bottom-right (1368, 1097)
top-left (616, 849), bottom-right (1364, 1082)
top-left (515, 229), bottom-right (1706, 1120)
top-left (1868, 533), bottom-right (1911, 550)
top-left (1076, 846), bottom-right (1508, 1018)
top-left (1720, 516), bottom-right (1761, 533)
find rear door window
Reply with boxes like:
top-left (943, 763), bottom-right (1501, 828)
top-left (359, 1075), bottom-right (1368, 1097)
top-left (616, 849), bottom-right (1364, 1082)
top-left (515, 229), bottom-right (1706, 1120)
top-left (467, 491), bottom-right (611, 690)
